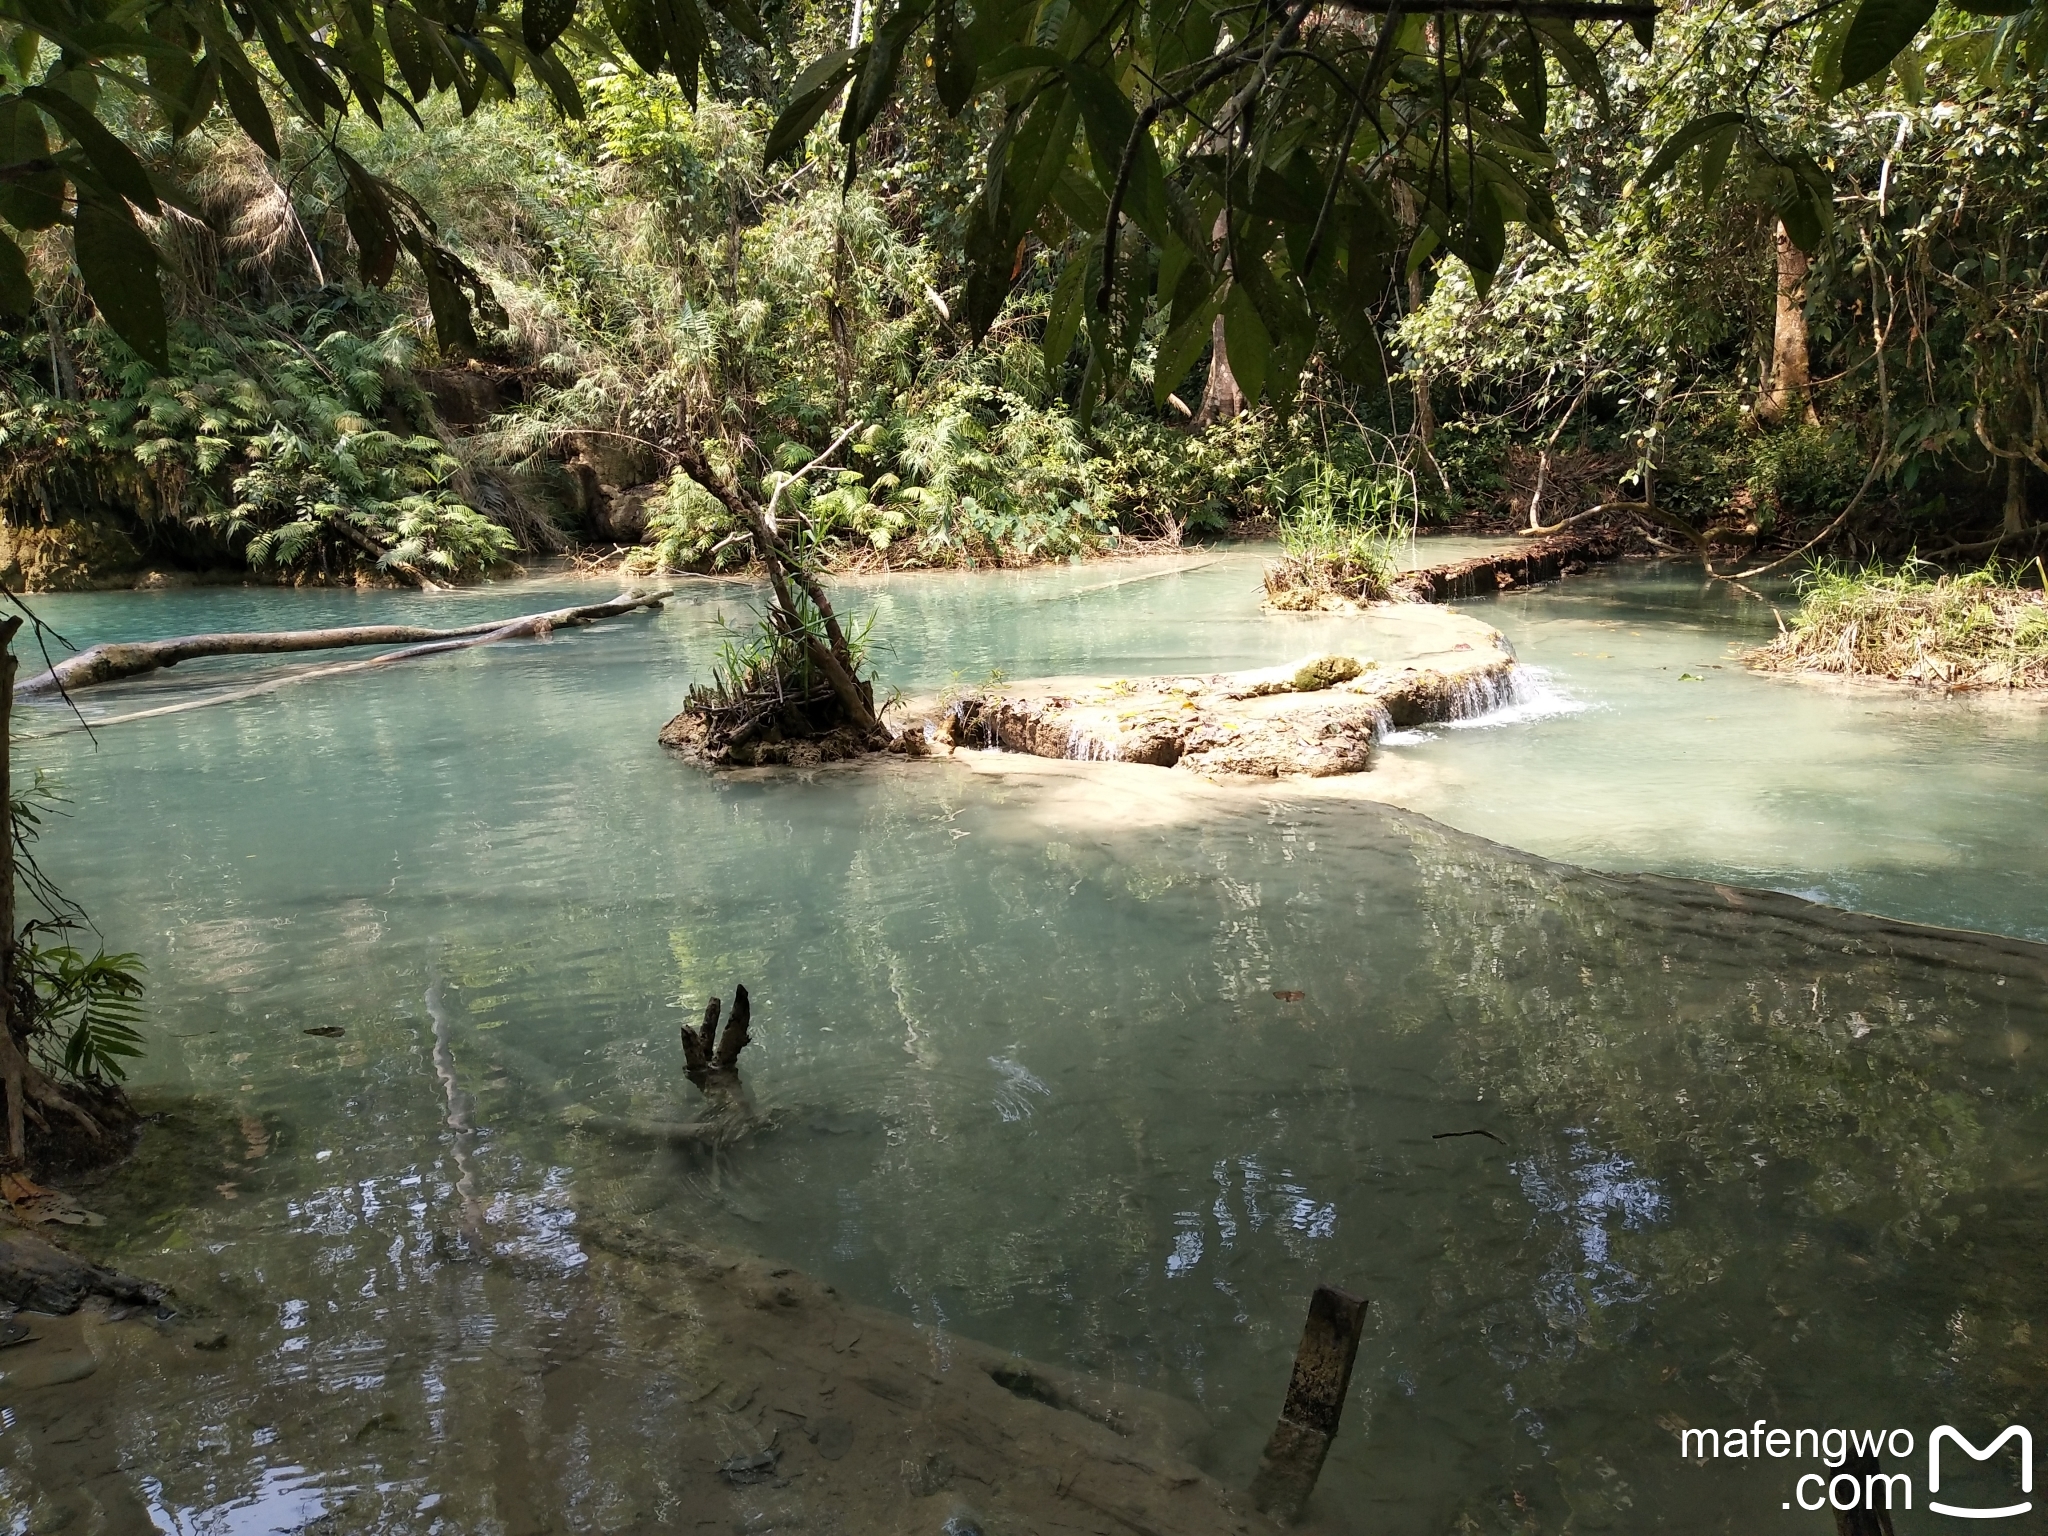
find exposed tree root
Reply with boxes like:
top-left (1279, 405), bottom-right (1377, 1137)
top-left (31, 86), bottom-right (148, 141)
top-left (0, 1223), bottom-right (162, 1313)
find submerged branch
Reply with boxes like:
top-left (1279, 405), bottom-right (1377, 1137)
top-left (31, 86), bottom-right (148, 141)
top-left (18, 591), bottom-right (672, 697)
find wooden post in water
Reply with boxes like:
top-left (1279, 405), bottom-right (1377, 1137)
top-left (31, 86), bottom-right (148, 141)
top-left (1249, 1283), bottom-right (1368, 1523)
top-left (1834, 1452), bottom-right (1897, 1536)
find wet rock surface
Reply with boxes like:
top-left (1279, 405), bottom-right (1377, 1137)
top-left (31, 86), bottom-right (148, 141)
top-left (905, 609), bottom-right (1517, 778)
top-left (10, 1220), bottom-right (1289, 1535)
top-left (0, 1225), bottom-right (162, 1315)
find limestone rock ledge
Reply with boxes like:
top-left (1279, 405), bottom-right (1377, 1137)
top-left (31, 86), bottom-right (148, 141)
top-left (905, 617), bottom-right (1517, 778)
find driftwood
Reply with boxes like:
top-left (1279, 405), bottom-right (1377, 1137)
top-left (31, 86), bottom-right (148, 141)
top-left (17, 590), bottom-right (673, 697)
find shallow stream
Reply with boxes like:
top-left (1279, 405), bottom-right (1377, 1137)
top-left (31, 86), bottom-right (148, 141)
top-left (6, 546), bottom-right (2046, 1533)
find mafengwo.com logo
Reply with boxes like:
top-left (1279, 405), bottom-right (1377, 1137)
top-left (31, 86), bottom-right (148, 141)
top-left (1673, 1420), bottom-right (2033, 1518)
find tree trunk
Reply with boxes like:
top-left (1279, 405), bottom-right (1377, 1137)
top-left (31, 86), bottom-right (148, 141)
top-left (1759, 222), bottom-right (1815, 426)
top-left (1193, 210), bottom-right (1243, 429)
top-left (672, 443), bottom-right (880, 738)
top-left (826, 223), bottom-right (856, 413)
top-left (1193, 313), bottom-right (1245, 428)
top-left (1389, 180), bottom-right (1444, 490)
top-left (2004, 455), bottom-right (2028, 535)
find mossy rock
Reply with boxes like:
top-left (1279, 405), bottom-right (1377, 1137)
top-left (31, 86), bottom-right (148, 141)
top-left (1292, 655), bottom-right (1364, 691)
top-left (0, 519), bottom-right (145, 591)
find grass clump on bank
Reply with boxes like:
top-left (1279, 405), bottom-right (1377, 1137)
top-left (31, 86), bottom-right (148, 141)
top-left (1749, 562), bottom-right (2048, 689)
top-left (1263, 458), bottom-right (1413, 611)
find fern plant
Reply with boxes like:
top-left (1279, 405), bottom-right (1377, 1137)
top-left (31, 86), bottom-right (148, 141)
top-left (8, 774), bottom-right (147, 1085)
top-left (23, 944), bottom-right (148, 1083)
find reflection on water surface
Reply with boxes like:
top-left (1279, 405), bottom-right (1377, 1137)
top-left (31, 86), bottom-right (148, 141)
top-left (2, 553), bottom-right (2043, 1533)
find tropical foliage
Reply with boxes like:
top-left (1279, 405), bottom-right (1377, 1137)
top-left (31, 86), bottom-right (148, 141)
top-left (0, 0), bottom-right (2045, 587)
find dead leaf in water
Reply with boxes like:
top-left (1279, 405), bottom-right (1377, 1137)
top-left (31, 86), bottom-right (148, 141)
top-left (303, 1026), bottom-right (346, 1038)
top-left (1272, 990), bottom-right (1305, 1002)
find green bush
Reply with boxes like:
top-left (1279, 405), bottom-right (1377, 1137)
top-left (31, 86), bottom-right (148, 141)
top-left (1746, 423), bottom-right (1866, 527)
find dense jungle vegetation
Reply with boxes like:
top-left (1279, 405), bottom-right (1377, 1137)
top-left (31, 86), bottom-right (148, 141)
top-left (0, 0), bottom-right (2043, 593)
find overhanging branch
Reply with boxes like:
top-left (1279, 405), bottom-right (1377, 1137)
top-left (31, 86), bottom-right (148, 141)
top-left (1323, 0), bottom-right (1659, 20)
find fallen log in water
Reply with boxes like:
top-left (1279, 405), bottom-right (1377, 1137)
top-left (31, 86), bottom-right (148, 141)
top-left (1391, 526), bottom-right (1634, 602)
top-left (17, 590), bottom-right (673, 697)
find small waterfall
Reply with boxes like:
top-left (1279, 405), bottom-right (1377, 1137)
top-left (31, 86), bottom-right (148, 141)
top-left (1376, 665), bottom-right (1589, 744)
top-left (1445, 665), bottom-right (1589, 729)
top-left (950, 698), bottom-right (996, 748)
top-left (1063, 728), bottom-right (1117, 761)
top-left (1440, 667), bottom-right (1522, 722)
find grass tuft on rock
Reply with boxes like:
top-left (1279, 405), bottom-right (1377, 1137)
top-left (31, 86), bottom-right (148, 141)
top-left (1262, 463), bottom-right (1411, 611)
top-left (1748, 561), bottom-right (2048, 689)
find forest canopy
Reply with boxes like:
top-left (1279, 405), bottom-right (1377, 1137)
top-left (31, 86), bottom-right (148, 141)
top-left (0, 0), bottom-right (2042, 586)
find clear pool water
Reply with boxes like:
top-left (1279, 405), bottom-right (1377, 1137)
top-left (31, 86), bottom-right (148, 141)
top-left (6, 548), bottom-right (2043, 1533)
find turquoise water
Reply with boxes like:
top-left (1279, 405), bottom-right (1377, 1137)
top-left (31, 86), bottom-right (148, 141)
top-left (4, 550), bottom-right (2045, 1532)
top-left (1364, 561), bottom-right (2048, 943)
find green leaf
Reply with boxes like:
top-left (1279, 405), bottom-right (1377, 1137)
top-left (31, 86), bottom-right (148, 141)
top-left (73, 188), bottom-right (166, 370)
top-left (385, 5), bottom-right (437, 100)
top-left (766, 46), bottom-right (857, 163)
top-left (654, 0), bottom-right (710, 102)
top-left (523, 0), bottom-right (577, 52)
top-left (1042, 245), bottom-right (1088, 379)
top-left (1775, 182), bottom-right (1827, 254)
top-left (1001, 86), bottom-right (1077, 240)
top-left (0, 228), bottom-right (32, 317)
top-left (528, 45), bottom-right (585, 117)
top-left (334, 147), bottom-right (400, 286)
top-left (842, 2), bottom-right (929, 147)
top-left (1838, 0), bottom-right (1940, 90)
top-left (1153, 289), bottom-right (1220, 406)
top-left (1699, 123), bottom-right (1739, 198)
top-left (24, 85), bottom-right (159, 212)
top-left (604, 0), bottom-right (670, 77)
top-left (1503, 28), bottom-right (1547, 132)
top-left (0, 97), bottom-right (63, 231)
top-left (709, 0), bottom-right (772, 47)
top-left (1066, 61), bottom-right (1166, 243)
top-left (165, 54), bottom-right (220, 138)
top-left (1530, 20), bottom-right (1607, 117)
top-left (932, 0), bottom-right (976, 114)
top-left (1638, 110), bottom-right (1748, 188)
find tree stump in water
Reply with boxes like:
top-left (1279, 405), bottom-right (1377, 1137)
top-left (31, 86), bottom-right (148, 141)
top-left (682, 986), bottom-right (760, 1137)
top-left (682, 985), bottom-right (753, 1086)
